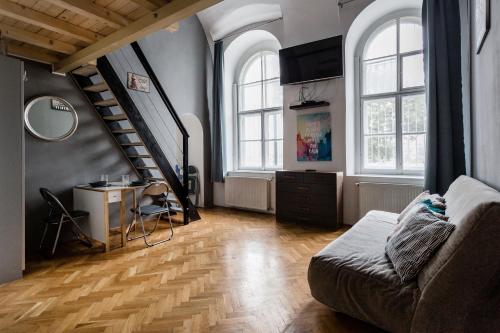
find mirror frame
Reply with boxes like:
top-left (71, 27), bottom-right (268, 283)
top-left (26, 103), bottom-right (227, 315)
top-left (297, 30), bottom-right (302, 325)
top-left (24, 96), bottom-right (79, 142)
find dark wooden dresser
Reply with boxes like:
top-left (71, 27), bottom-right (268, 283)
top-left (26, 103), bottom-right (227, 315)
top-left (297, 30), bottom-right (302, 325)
top-left (276, 171), bottom-right (343, 229)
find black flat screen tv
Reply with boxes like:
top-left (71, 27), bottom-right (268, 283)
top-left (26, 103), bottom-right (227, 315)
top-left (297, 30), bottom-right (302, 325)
top-left (279, 35), bottom-right (343, 85)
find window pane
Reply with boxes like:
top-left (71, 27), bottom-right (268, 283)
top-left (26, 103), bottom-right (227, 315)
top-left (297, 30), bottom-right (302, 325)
top-left (364, 21), bottom-right (397, 60)
top-left (264, 111), bottom-right (283, 140)
top-left (402, 94), bottom-right (427, 133)
top-left (364, 135), bottom-right (396, 170)
top-left (242, 56), bottom-right (262, 83)
top-left (402, 54), bottom-right (425, 89)
top-left (403, 134), bottom-right (426, 170)
top-left (265, 141), bottom-right (277, 168)
top-left (240, 141), bottom-right (262, 168)
top-left (400, 17), bottom-right (423, 53)
top-left (277, 140), bottom-right (283, 167)
top-left (363, 56), bottom-right (397, 95)
top-left (240, 83), bottom-right (262, 111)
top-left (264, 79), bottom-right (282, 108)
top-left (264, 53), bottom-right (280, 79)
top-left (363, 98), bottom-right (396, 135)
top-left (239, 113), bottom-right (261, 140)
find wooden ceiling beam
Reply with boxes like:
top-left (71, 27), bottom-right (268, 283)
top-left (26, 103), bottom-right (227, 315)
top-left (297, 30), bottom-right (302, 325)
top-left (53, 0), bottom-right (222, 73)
top-left (127, 0), bottom-right (160, 12)
top-left (0, 0), bottom-right (100, 44)
top-left (0, 23), bottom-right (79, 54)
top-left (43, 0), bottom-right (131, 29)
top-left (7, 43), bottom-right (61, 64)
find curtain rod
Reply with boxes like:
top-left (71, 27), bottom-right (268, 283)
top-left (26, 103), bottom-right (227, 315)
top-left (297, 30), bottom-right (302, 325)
top-left (215, 17), bottom-right (283, 43)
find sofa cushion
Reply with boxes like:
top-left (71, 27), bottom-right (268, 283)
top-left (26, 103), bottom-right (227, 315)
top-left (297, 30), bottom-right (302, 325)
top-left (308, 210), bottom-right (420, 333)
top-left (386, 205), bottom-right (455, 282)
top-left (418, 176), bottom-right (500, 290)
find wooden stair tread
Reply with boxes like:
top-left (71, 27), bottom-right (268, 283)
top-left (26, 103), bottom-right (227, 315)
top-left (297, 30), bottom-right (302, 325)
top-left (120, 142), bottom-right (143, 146)
top-left (129, 155), bottom-right (151, 158)
top-left (72, 65), bottom-right (98, 77)
top-left (112, 129), bottom-right (136, 134)
top-left (136, 166), bottom-right (158, 170)
top-left (103, 114), bottom-right (128, 121)
top-left (83, 82), bottom-right (108, 93)
top-left (94, 99), bottom-right (117, 107)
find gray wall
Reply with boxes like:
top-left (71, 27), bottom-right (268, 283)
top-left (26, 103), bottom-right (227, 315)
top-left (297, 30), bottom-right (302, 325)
top-left (0, 55), bottom-right (24, 283)
top-left (137, 16), bottom-right (213, 206)
top-left (24, 61), bottom-right (136, 254)
top-left (470, 0), bottom-right (500, 190)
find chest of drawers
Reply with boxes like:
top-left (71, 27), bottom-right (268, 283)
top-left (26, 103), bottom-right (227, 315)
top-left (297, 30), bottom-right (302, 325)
top-left (276, 171), bottom-right (343, 228)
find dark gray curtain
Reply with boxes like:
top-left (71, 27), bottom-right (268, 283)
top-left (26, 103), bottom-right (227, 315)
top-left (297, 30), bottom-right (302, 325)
top-left (423, 0), bottom-right (466, 194)
top-left (211, 40), bottom-right (225, 182)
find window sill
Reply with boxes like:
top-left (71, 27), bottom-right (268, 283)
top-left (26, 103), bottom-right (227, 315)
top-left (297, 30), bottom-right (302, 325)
top-left (227, 170), bottom-right (279, 176)
top-left (348, 173), bottom-right (424, 184)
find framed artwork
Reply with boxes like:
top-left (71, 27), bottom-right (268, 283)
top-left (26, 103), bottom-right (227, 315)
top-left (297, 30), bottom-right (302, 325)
top-left (127, 72), bottom-right (150, 93)
top-left (475, 0), bottom-right (490, 54)
top-left (297, 112), bottom-right (332, 161)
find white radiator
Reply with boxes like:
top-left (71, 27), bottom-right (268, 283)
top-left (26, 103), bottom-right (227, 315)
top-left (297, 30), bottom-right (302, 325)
top-left (358, 182), bottom-right (423, 217)
top-left (225, 176), bottom-right (271, 211)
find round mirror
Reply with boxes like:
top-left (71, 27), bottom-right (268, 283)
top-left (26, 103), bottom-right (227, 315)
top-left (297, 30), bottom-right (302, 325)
top-left (24, 96), bottom-right (78, 141)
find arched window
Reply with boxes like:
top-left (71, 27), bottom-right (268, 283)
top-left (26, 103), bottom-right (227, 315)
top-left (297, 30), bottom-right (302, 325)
top-left (358, 16), bottom-right (426, 175)
top-left (237, 51), bottom-right (283, 170)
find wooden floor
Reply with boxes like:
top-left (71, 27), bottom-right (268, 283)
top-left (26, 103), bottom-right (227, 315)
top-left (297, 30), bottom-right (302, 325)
top-left (0, 208), bottom-right (382, 333)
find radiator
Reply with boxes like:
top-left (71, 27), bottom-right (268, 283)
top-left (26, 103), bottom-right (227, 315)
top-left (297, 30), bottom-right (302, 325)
top-left (358, 182), bottom-right (423, 217)
top-left (225, 176), bottom-right (271, 211)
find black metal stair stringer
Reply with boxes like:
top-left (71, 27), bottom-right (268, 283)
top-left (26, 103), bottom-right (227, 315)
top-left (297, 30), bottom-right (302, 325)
top-left (96, 57), bottom-right (200, 223)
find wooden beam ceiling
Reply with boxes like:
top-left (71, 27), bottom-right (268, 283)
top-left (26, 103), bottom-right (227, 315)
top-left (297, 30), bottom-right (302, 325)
top-left (7, 43), bottom-right (62, 64)
top-left (43, 0), bottom-right (131, 29)
top-left (0, 23), bottom-right (79, 54)
top-left (0, 0), bottom-right (100, 44)
top-left (53, 0), bottom-right (222, 73)
top-left (0, 0), bottom-right (222, 73)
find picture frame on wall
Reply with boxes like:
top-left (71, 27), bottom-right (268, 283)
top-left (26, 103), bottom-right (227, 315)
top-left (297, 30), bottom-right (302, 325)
top-left (297, 112), bottom-right (332, 162)
top-left (127, 72), bottom-right (150, 93)
top-left (475, 0), bottom-right (490, 54)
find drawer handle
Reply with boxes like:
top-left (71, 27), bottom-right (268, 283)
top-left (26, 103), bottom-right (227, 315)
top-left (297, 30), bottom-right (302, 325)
top-left (297, 186), bottom-right (309, 191)
top-left (299, 207), bottom-right (310, 212)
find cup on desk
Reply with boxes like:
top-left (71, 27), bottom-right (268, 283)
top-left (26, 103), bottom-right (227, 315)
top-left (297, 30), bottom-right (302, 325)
top-left (100, 174), bottom-right (109, 186)
top-left (122, 175), bottom-right (130, 187)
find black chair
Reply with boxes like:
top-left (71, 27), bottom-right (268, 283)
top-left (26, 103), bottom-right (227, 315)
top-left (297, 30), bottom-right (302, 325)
top-left (127, 182), bottom-right (173, 247)
top-left (39, 188), bottom-right (92, 256)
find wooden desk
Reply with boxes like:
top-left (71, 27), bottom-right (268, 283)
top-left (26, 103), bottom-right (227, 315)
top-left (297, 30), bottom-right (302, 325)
top-left (73, 184), bottom-right (146, 252)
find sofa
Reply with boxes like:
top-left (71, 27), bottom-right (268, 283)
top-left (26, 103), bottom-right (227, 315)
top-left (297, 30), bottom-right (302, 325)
top-left (308, 176), bottom-right (500, 333)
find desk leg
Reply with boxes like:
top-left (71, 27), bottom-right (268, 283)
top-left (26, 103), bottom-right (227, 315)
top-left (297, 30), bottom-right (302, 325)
top-left (104, 197), bottom-right (110, 253)
top-left (120, 190), bottom-right (127, 248)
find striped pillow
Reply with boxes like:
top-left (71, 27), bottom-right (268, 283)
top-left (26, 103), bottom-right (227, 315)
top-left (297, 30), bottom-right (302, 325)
top-left (386, 206), bottom-right (455, 282)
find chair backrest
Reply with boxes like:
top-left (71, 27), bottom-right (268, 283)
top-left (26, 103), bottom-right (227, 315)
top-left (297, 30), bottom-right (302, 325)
top-left (39, 188), bottom-right (71, 217)
top-left (142, 182), bottom-right (170, 198)
top-left (411, 176), bottom-right (500, 331)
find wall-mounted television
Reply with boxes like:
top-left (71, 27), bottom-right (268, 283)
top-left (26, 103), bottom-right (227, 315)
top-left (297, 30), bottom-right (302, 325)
top-left (279, 35), bottom-right (343, 85)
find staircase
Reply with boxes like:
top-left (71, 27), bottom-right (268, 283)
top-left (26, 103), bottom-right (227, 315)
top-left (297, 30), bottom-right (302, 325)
top-left (70, 51), bottom-right (200, 224)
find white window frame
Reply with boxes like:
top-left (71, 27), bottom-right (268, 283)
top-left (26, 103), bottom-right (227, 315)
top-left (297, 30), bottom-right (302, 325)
top-left (236, 51), bottom-right (283, 171)
top-left (356, 15), bottom-right (426, 177)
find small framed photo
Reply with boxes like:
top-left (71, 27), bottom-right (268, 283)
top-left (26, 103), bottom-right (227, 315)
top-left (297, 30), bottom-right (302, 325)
top-left (475, 0), bottom-right (490, 54)
top-left (127, 72), bottom-right (150, 93)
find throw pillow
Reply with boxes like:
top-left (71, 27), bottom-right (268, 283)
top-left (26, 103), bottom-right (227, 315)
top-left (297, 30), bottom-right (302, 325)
top-left (386, 206), bottom-right (455, 282)
top-left (398, 191), bottom-right (430, 222)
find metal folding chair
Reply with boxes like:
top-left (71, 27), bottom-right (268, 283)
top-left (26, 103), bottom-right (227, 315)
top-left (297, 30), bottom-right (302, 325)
top-left (39, 188), bottom-right (93, 256)
top-left (127, 182), bottom-right (174, 247)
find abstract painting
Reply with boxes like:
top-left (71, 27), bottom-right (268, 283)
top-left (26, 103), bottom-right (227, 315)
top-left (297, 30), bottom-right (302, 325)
top-left (297, 112), bottom-right (332, 161)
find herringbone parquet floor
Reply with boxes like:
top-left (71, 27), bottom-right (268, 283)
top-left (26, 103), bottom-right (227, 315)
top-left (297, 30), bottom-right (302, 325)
top-left (0, 208), bottom-right (382, 333)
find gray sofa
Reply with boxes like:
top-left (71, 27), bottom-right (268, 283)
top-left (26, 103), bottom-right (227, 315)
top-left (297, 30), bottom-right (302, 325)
top-left (308, 176), bottom-right (500, 333)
